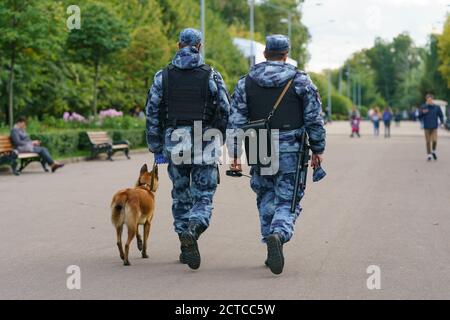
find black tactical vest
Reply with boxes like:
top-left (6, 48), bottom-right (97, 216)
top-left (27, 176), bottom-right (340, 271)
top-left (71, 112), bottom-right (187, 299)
top-left (245, 75), bottom-right (304, 131)
top-left (161, 64), bottom-right (216, 127)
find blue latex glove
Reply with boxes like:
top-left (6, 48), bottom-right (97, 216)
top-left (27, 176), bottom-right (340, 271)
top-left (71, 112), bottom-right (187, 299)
top-left (154, 153), bottom-right (169, 165)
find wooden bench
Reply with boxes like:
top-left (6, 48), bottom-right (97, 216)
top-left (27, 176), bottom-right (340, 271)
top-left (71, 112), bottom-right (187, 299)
top-left (0, 135), bottom-right (48, 175)
top-left (86, 131), bottom-right (130, 161)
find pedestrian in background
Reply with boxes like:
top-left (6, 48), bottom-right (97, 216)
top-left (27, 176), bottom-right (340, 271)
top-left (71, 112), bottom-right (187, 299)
top-left (418, 94), bottom-right (444, 161)
top-left (394, 108), bottom-right (402, 127)
top-left (10, 117), bottom-right (65, 172)
top-left (371, 106), bottom-right (381, 137)
top-left (383, 106), bottom-right (393, 138)
top-left (349, 107), bottom-right (361, 138)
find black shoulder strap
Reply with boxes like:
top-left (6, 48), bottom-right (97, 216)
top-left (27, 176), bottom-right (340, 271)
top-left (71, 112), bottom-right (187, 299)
top-left (200, 64), bottom-right (211, 72)
top-left (243, 75), bottom-right (251, 101)
top-left (202, 65), bottom-right (212, 107)
top-left (162, 65), bottom-right (170, 107)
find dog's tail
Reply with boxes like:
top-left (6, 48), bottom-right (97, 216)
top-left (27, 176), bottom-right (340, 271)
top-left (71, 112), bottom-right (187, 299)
top-left (111, 191), bottom-right (128, 227)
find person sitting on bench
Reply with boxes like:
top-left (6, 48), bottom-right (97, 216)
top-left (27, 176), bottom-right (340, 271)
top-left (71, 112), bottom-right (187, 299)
top-left (10, 117), bottom-right (65, 173)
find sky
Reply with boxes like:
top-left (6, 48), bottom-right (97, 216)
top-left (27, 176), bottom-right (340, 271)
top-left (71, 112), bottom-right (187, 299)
top-left (300, 0), bottom-right (449, 72)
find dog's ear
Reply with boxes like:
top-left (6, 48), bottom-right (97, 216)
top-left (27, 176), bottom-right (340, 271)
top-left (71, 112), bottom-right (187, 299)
top-left (140, 164), bottom-right (148, 175)
top-left (154, 165), bottom-right (158, 177)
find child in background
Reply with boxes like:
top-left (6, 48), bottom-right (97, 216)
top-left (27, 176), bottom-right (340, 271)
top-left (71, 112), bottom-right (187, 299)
top-left (350, 107), bottom-right (361, 138)
top-left (371, 107), bottom-right (381, 137)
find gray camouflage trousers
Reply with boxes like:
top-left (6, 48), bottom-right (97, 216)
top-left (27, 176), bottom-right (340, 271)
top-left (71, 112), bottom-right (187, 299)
top-left (250, 152), bottom-right (304, 243)
top-left (168, 162), bottom-right (218, 234)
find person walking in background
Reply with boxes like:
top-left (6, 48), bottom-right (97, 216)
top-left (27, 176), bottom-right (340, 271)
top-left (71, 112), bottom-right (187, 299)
top-left (368, 107), bottom-right (375, 121)
top-left (10, 117), bottom-right (65, 172)
top-left (371, 107), bottom-right (381, 137)
top-left (394, 108), bottom-right (402, 127)
top-left (383, 106), bottom-right (393, 138)
top-left (349, 107), bottom-right (361, 138)
top-left (418, 94), bottom-right (444, 161)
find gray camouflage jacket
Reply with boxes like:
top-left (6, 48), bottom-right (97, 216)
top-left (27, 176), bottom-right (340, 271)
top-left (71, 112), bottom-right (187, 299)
top-left (227, 61), bottom-right (326, 158)
top-left (145, 46), bottom-right (230, 164)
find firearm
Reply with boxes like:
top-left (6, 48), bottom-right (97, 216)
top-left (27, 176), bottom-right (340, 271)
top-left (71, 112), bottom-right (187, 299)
top-left (290, 131), bottom-right (311, 213)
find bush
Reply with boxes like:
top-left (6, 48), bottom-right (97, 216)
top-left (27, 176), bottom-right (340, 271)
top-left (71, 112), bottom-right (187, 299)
top-left (23, 115), bottom-right (145, 131)
top-left (30, 131), bottom-right (80, 157)
top-left (110, 129), bottom-right (146, 148)
top-left (28, 129), bottom-right (146, 158)
top-left (330, 93), bottom-right (353, 116)
top-left (100, 116), bottom-right (145, 130)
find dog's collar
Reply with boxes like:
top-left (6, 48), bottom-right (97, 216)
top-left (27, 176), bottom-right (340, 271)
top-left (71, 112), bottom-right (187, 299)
top-left (139, 183), bottom-right (151, 190)
top-left (138, 182), bottom-right (154, 193)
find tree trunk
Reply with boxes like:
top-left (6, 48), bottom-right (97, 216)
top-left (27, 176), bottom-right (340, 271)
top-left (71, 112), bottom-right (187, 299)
top-left (8, 12), bottom-right (17, 129)
top-left (8, 44), bottom-right (16, 129)
top-left (93, 62), bottom-right (99, 116)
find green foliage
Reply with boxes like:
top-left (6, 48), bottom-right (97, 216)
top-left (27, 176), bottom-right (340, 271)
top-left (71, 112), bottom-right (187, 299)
top-left (363, 33), bottom-right (423, 108)
top-left (438, 16), bottom-right (450, 88)
top-left (110, 129), bottom-right (146, 148)
top-left (66, 1), bottom-right (130, 115)
top-left (30, 131), bottom-right (80, 157)
top-left (26, 128), bottom-right (145, 158)
top-left (2, 0), bottom-right (446, 127)
top-left (66, 2), bottom-right (129, 67)
top-left (22, 115), bottom-right (144, 131)
top-left (100, 116), bottom-right (145, 130)
top-left (0, 0), bottom-right (66, 126)
top-left (211, 0), bottom-right (310, 68)
top-left (329, 93), bottom-right (352, 116)
top-left (310, 72), bottom-right (352, 116)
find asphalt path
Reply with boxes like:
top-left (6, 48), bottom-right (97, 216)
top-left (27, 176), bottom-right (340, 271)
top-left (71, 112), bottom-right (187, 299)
top-left (0, 122), bottom-right (449, 299)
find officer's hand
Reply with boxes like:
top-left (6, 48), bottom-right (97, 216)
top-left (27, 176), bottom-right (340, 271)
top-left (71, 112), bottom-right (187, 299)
top-left (229, 159), bottom-right (242, 172)
top-left (311, 153), bottom-right (323, 169)
top-left (155, 153), bottom-right (169, 165)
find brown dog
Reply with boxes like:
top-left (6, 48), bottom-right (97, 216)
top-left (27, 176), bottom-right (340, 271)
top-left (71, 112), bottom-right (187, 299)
top-left (111, 164), bottom-right (158, 265)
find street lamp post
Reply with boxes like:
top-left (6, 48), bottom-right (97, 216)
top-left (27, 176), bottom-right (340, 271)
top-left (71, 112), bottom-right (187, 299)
top-left (327, 70), bottom-right (332, 118)
top-left (288, 11), bottom-right (292, 42)
top-left (358, 77), bottom-right (362, 108)
top-left (200, 0), bottom-right (205, 58)
top-left (250, 0), bottom-right (255, 67)
top-left (346, 65), bottom-right (351, 100)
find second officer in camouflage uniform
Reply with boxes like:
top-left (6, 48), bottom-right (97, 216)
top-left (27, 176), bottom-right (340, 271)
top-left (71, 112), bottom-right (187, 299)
top-left (228, 35), bottom-right (326, 275)
top-left (146, 28), bottom-right (230, 270)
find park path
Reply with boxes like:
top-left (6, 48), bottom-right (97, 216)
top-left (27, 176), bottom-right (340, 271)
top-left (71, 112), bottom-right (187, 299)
top-left (0, 122), bottom-right (449, 299)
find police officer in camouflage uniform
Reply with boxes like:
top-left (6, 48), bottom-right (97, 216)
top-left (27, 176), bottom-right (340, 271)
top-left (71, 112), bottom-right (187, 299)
top-left (146, 28), bottom-right (230, 270)
top-left (227, 35), bottom-right (326, 275)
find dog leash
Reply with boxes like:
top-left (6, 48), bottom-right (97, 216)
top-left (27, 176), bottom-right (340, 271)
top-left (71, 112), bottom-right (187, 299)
top-left (149, 161), bottom-right (158, 191)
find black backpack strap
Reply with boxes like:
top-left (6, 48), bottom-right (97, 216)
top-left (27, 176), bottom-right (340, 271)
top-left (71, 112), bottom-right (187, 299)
top-left (162, 64), bottom-right (174, 107)
top-left (202, 65), bottom-right (212, 108)
top-left (161, 64), bottom-right (174, 126)
top-left (244, 75), bottom-right (251, 101)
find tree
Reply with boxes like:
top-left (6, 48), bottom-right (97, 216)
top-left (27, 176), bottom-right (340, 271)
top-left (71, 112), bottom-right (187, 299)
top-left (420, 34), bottom-right (449, 102)
top-left (257, 0), bottom-right (309, 68)
top-left (341, 50), bottom-right (386, 109)
top-left (66, 2), bottom-right (129, 115)
top-left (438, 16), bottom-right (450, 89)
top-left (121, 26), bottom-right (171, 107)
top-left (0, 0), bottom-right (63, 127)
top-left (366, 33), bottom-right (421, 108)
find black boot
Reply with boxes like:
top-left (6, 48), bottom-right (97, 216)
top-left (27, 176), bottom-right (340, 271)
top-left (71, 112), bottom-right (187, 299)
top-left (266, 233), bottom-right (284, 275)
top-left (178, 234), bottom-right (188, 264)
top-left (179, 221), bottom-right (205, 270)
